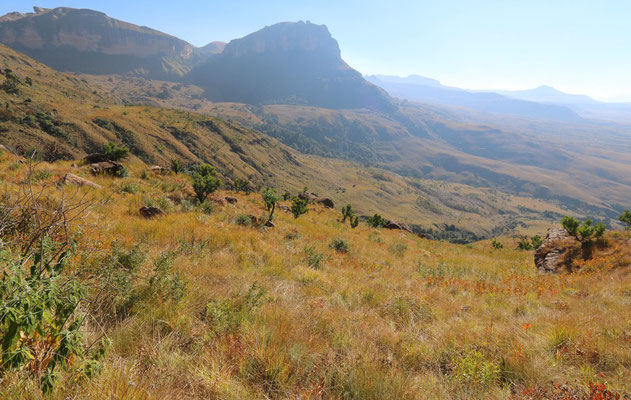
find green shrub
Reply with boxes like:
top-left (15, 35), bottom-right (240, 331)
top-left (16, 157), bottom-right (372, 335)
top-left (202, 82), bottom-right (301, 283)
top-left (180, 199), bottom-right (195, 212)
top-left (619, 209), bottom-right (631, 230)
top-left (262, 188), bottom-right (280, 224)
top-left (103, 142), bottom-right (129, 161)
top-left (303, 246), bottom-right (324, 269)
top-left (491, 239), bottom-right (503, 250)
top-left (452, 350), bottom-right (500, 388)
top-left (516, 235), bottom-right (542, 250)
top-left (291, 197), bottom-right (308, 219)
top-left (149, 252), bottom-right (187, 303)
top-left (200, 200), bottom-right (214, 215)
top-left (192, 164), bottom-right (222, 203)
top-left (235, 214), bottom-right (253, 226)
top-left (170, 159), bottom-right (182, 174)
top-left (367, 214), bottom-right (386, 228)
top-left (342, 204), bottom-right (354, 223)
top-left (120, 182), bottom-right (139, 194)
top-left (350, 216), bottom-right (360, 228)
top-left (389, 242), bottom-right (408, 257)
top-left (561, 215), bottom-right (605, 244)
top-left (31, 169), bottom-right (51, 181)
top-left (204, 283), bottom-right (265, 334)
top-left (234, 178), bottom-right (251, 194)
top-left (329, 238), bottom-right (349, 253)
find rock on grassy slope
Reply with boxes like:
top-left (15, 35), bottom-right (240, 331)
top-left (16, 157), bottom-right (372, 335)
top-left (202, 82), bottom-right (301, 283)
top-left (0, 151), bottom-right (630, 399)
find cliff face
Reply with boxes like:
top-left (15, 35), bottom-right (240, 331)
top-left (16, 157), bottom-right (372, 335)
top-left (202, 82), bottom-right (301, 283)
top-left (188, 21), bottom-right (395, 111)
top-left (0, 7), bottom-right (194, 78)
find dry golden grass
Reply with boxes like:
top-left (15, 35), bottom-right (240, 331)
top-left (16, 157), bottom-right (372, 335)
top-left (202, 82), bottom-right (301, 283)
top-left (1, 154), bottom-right (629, 399)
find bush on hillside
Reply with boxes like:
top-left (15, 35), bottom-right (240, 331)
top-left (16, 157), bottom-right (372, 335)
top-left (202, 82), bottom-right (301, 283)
top-left (103, 142), bottom-right (129, 161)
top-left (561, 215), bottom-right (605, 245)
top-left (619, 209), bottom-right (631, 230)
top-left (192, 164), bottom-right (222, 203)
top-left (262, 188), bottom-right (280, 224)
top-left (291, 197), bottom-right (308, 219)
top-left (367, 213), bottom-right (386, 228)
top-left (329, 238), bottom-right (350, 253)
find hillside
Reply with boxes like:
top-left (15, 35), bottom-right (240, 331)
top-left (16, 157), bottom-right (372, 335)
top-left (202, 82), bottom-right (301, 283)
top-left (0, 43), bottom-right (573, 239)
top-left (81, 72), bottom-right (631, 224)
top-left (1, 151), bottom-right (630, 399)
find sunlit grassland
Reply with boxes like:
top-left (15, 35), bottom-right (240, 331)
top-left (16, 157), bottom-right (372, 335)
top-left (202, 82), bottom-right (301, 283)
top-left (1, 155), bottom-right (629, 399)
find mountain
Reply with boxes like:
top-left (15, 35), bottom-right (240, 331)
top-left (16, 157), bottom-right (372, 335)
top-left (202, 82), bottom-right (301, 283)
top-left (0, 7), bottom-right (195, 79)
top-left (496, 85), bottom-right (598, 105)
top-left (366, 75), bottom-right (581, 121)
top-left (187, 22), bottom-right (395, 111)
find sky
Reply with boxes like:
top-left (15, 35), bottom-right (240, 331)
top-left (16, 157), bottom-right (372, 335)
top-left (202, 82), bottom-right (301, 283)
top-left (1, 1), bottom-right (630, 101)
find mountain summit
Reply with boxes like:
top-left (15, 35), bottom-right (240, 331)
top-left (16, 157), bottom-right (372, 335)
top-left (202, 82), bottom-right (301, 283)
top-left (188, 21), bottom-right (395, 111)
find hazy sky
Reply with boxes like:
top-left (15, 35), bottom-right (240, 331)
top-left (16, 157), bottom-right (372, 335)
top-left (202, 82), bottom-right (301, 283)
top-left (2, 1), bottom-right (630, 101)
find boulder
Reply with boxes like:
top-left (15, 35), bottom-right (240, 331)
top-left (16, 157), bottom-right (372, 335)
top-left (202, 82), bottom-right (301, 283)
top-left (534, 228), bottom-right (579, 273)
top-left (139, 206), bottom-right (165, 219)
top-left (91, 161), bottom-right (123, 175)
top-left (150, 165), bottom-right (169, 174)
top-left (83, 153), bottom-right (109, 164)
top-left (384, 221), bottom-right (413, 233)
top-left (224, 196), bottom-right (238, 205)
top-left (315, 197), bottom-right (335, 209)
top-left (60, 173), bottom-right (101, 189)
top-left (298, 192), bottom-right (334, 208)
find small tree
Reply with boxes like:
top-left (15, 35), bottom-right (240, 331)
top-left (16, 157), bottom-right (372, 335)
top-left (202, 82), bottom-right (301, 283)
top-left (491, 239), bottom-right (503, 250)
top-left (2, 69), bottom-right (21, 94)
top-left (516, 235), bottom-right (543, 251)
top-left (170, 159), bottom-right (182, 174)
top-left (192, 164), bottom-right (222, 203)
top-left (234, 178), bottom-right (251, 194)
top-left (561, 215), bottom-right (605, 245)
top-left (367, 214), bottom-right (386, 228)
top-left (341, 204), bottom-right (354, 223)
top-left (350, 216), bottom-right (360, 229)
top-left (619, 209), bottom-right (631, 230)
top-left (282, 191), bottom-right (291, 201)
top-left (291, 197), bottom-right (308, 219)
top-left (103, 142), bottom-right (129, 161)
top-left (262, 188), bottom-right (280, 224)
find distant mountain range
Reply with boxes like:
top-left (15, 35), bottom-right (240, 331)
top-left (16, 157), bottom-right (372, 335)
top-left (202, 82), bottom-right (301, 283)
top-left (366, 75), bottom-right (582, 121)
top-left (367, 75), bottom-right (631, 124)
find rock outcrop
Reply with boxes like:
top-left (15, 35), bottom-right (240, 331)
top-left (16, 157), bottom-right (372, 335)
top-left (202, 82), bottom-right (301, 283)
top-left (60, 173), bottom-right (101, 189)
top-left (139, 206), bottom-right (165, 219)
top-left (298, 192), bottom-right (334, 208)
top-left (90, 161), bottom-right (123, 175)
top-left (384, 221), bottom-right (413, 233)
top-left (534, 228), bottom-right (579, 273)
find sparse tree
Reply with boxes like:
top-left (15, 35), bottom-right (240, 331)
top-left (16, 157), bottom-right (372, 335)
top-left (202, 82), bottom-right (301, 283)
top-left (619, 209), bottom-right (631, 230)
top-left (262, 188), bottom-right (280, 224)
top-left (291, 197), bottom-right (308, 219)
top-left (234, 178), bottom-right (251, 194)
top-left (192, 164), bottom-right (222, 203)
top-left (103, 142), bottom-right (129, 161)
top-left (367, 213), bottom-right (386, 228)
top-left (561, 215), bottom-right (605, 246)
top-left (350, 216), bottom-right (360, 228)
top-left (341, 204), bottom-right (354, 223)
top-left (170, 159), bottom-right (182, 174)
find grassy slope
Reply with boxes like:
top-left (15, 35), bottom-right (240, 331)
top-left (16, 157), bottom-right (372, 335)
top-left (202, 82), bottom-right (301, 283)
top-left (1, 153), bottom-right (630, 399)
top-left (80, 74), bottom-right (631, 222)
top-left (0, 44), bottom-right (571, 238)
